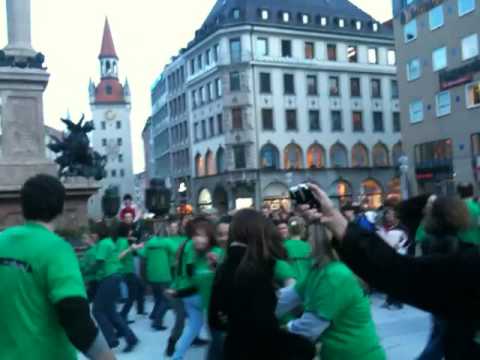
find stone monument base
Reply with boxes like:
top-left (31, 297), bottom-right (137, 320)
top-left (0, 176), bottom-right (99, 230)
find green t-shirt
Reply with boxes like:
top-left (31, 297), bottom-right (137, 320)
top-left (143, 236), bottom-right (177, 283)
top-left (415, 223), bottom-right (428, 244)
top-left (172, 239), bottom-right (196, 290)
top-left (274, 259), bottom-right (296, 284)
top-left (116, 237), bottom-right (135, 275)
top-left (80, 244), bottom-right (98, 282)
top-left (459, 199), bottom-right (480, 245)
top-left (95, 238), bottom-right (122, 280)
top-left (191, 247), bottom-right (224, 310)
top-left (296, 261), bottom-right (386, 360)
top-left (284, 239), bottom-right (312, 284)
top-left (0, 223), bottom-right (86, 360)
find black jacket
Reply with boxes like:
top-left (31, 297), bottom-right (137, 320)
top-left (209, 245), bottom-right (315, 360)
top-left (337, 224), bottom-right (480, 360)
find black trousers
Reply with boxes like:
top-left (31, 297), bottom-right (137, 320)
top-left (93, 275), bottom-right (137, 346)
top-left (120, 273), bottom-right (143, 319)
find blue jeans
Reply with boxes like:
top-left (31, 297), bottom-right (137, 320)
top-left (172, 294), bottom-right (204, 360)
top-left (417, 316), bottom-right (447, 360)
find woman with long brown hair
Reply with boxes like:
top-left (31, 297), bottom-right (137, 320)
top-left (209, 209), bottom-right (315, 360)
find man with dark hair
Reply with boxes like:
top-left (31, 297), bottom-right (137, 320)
top-left (119, 194), bottom-right (140, 222)
top-left (457, 183), bottom-right (480, 248)
top-left (0, 174), bottom-right (115, 360)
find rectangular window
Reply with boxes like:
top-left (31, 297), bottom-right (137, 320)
top-left (284, 74), bottom-right (295, 95)
top-left (102, 138), bottom-right (107, 146)
top-left (217, 114), bottom-right (224, 134)
top-left (190, 59), bottom-right (195, 75)
top-left (192, 90), bottom-right (197, 108)
top-left (118, 154), bottom-right (124, 163)
top-left (257, 38), bottom-right (269, 56)
top-left (230, 38), bottom-right (242, 63)
top-left (467, 81), bottom-right (480, 108)
top-left (393, 112), bottom-right (401, 132)
top-left (368, 48), bottom-right (378, 64)
top-left (233, 145), bottom-right (246, 169)
top-left (120, 169), bottom-right (125, 178)
top-left (347, 45), bottom-right (358, 63)
top-left (208, 83), bottom-right (214, 101)
top-left (407, 58), bottom-right (421, 81)
top-left (286, 110), bottom-right (298, 131)
top-left (331, 111), bottom-right (343, 132)
top-left (111, 170), bottom-right (117, 178)
top-left (197, 54), bottom-right (203, 70)
top-left (458, 0), bottom-right (476, 16)
top-left (329, 76), bottom-right (340, 96)
top-left (352, 111), bottom-right (364, 132)
top-left (260, 72), bottom-right (271, 93)
top-left (327, 44), bottom-right (337, 61)
top-left (213, 44), bottom-right (219, 62)
top-left (232, 108), bottom-right (243, 130)
top-left (404, 19), bottom-right (417, 43)
top-left (309, 110), bottom-right (321, 131)
top-left (215, 78), bottom-right (222, 98)
top-left (101, 121), bottom-right (106, 130)
top-left (206, 49), bottom-right (211, 66)
top-left (305, 42), bottom-right (315, 59)
top-left (350, 78), bottom-right (361, 97)
top-left (387, 50), bottom-right (397, 65)
top-left (436, 91), bottom-right (451, 117)
top-left (117, 138), bottom-right (122, 146)
top-left (432, 47), bottom-right (447, 71)
top-left (201, 120), bottom-right (207, 139)
top-left (391, 80), bottom-right (399, 99)
top-left (116, 121), bottom-right (121, 129)
top-left (262, 109), bottom-right (274, 130)
top-left (306, 75), bottom-right (318, 95)
top-left (194, 123), bottom-right (199, 141)
top-left (462, 34), bottom-right (479, 60)
top-left (282, 40), bottom-right (292, 57)
top-left (409, 100), bottom-right (424, 124)
top-left (373, 112), bottom-right (384, 132)
top-left (230, 71), bottom-right (241, 91)
top-left (429, 5), bottom-right (444, 30)
top-left (371, 79), bottom-right (382, 98)
top-left (207, 117), bottom-right (214, 137)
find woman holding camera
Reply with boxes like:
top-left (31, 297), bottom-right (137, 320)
top-left (276, 220), bottom-right (385, 360)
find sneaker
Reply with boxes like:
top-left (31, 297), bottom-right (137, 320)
top-left (123, 338), bottom-right (139, 353)
top-left (192, 337), bottom-right (210, 347)
top-left (166, 338), bottom-right (176, 357)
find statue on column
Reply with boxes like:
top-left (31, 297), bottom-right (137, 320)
top-left (48, 114), bottom-right (107, 180)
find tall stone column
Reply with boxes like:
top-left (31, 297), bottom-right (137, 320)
top-left (3, 0), bottom-right (36, 57)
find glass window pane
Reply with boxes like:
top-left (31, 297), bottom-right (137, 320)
top-left (407, 58), bottom-right (421, 80)
top-left (436, 91), bottom-right (451, 117)
top-left (432, 47), bottom-right (447, 71)
top-left (429, 5), bottom-right (444, 30)
top-left (404, 20), bottom-right (417, 43)
top-left (409, 100), bottom-right (424, 124)
top-left (257, 38), bottom-right (268, 56)
top-left (462, 34), bottom-right (479, 60)
top-left (459, 0), bottom-right (476, 16)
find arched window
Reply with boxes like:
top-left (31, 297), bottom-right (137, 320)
top-left (392, 142), bottom-right (403, 167)
top-left (216, 147), bottom-right (225, 174)
top-left (328, 179), bottom-right (353, 207)
top-left (205, 150), bottom-right (215, 176)
top-left (260, 144), bottom-right (280, 169)
top-left (372, 143), bottom-right (390, 167)
top-left (195, 154), bottom-right (205, 177)
top-left (307, 144), bottom-right (326, 169)
top-left (361, 179), bottom-right (383, 209)
top-left (352, 143), bottom-right (369, 167)
top-left (330, 143), bottom-right (348, 168)
top-left (284, 143), bottom-right (303, 170)
top-left (198, 188), bottom-right (213, 210)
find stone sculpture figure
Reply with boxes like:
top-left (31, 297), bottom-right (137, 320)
top-left (48, 114), bottom-right (107, 180)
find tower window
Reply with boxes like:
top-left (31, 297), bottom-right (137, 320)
top-left (106, 85), bottom-right (113, 95)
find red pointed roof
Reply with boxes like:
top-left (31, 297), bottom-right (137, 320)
top-left (99, 18), bottom-right (118, 59)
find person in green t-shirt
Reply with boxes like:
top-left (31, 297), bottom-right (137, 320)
top-left (167, 216), bottom-right (221, 360)
top-left (277, 222), bottom-right (386, 360)
top-left (0, 174), bottom-right (114, 360)
top-left (92, 224), bottom-right (140, 353)
top-left (285, 216), bottom-right (312, 285)
top-left (457, 183), bottom-right (480, 247)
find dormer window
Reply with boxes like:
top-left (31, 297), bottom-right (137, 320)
top-left (355, 20), bottom-right (362, 30)
top-left (320, 16), bottom-right (328, 26)
top-left (302, 14), bottom-right (310, 24)
top-left (338, 18), bottom-right (345, 28)
top-left (372, 22), bottom-right (379, 32)
top-left (232, 8), bottom-right (240, 20)
top-left (260, 9), bottom-right (269, 20)
top-left (282, 12), bottom-right (291, 23)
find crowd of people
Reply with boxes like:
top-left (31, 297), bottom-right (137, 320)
top-left (1, 174), bottom-right (480, 360)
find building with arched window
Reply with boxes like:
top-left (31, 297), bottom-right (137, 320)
top-left (372, 143), bottom-right (390, 167)
top-left (145, 0), bottom-right (402, 212)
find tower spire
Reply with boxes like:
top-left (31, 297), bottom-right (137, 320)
top-left (99, 17), bottom-right (118, 59)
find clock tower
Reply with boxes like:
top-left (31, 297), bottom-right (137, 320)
top-left (88, 18), bottom-right (134, 218)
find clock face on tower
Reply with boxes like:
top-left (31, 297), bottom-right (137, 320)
top-left (105, 110), bottom-right (117, 121)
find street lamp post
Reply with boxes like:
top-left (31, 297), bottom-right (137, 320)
top-left (399, 155), bottom-right (410, 200)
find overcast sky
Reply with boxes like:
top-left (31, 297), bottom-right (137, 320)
top-left (0, 0), bottom-right (392, 173)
